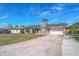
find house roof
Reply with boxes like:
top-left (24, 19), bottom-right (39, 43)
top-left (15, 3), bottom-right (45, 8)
top-left (26, 25), bottom-right (40, 29)
top-left (75, 25), bottom-right (79, 28)
top-left (0, 23), bottom-right (67, 30)
top-left (26, 23), bottom-right (68, 29)
top-left (48, 23), bottom-right (68, 27)
top-left (11, 28), bottom-right (23, 30)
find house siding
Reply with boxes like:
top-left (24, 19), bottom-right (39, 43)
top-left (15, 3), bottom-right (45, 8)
top-left (10, 29), bottom-right (21, 33)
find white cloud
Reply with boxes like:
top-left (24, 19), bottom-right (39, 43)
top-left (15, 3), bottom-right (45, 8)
top-left (52, 4), bottom-right (64, 11)
top-left (52, 7), bottom-right (63, 11)
top-left (0, 14), bottom-right (9, 19)
top-left (42, 11), bottom-right (49, 15)
top-left (37, 11), bottom-right (50, 18)
top-left (36, 4), bottom-right (65, 18)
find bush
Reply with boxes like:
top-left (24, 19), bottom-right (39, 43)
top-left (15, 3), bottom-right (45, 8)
top-left (21, 28), bottom-right (29, 33)
top-left (32, 28), bottom-right (36, 34)
top-left (75, 31), bottom-right (79, 34)
top-left (72, 31), bottom-right (79, 42)
top-left (73, 36), bottom-right (79, 42)
top-left (21, 28), bottom-right (24, 33)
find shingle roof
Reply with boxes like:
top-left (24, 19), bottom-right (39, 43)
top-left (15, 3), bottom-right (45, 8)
top-left (26, 25), bottom-right (40, 29)
top-left (48, 23), bottom-right (68, 27)
top-left (1, 23), bottom-right (67, 29)
top-left (26, 23), bottom-right (68, 28)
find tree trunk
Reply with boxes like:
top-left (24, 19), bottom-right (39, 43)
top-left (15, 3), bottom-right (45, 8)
top-left (24, 28), bottom-right (26, 34)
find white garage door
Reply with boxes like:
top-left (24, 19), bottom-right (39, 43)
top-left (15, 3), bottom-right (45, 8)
top-left (49, 31), bottom-right (64, 35)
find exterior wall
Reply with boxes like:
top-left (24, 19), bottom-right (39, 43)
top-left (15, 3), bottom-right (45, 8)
top-left (29, 29), bottom-right (32, 33)
top-left (39, 27), bottom-right (49, 35)
top-left (39, 26), bottom-right (65, 35)
top-left (10, 29), bottom-right (21, 33)
top-left (40, 28), bottom-right (47, 35)
top-left (50, 26), bottom-right (65, 35)
top-left (36, 29), bottom-right (42, 35)
top-left (49, 26), bottom-right (64, 30)
top-left (76, 28), bottom-right (79, 31)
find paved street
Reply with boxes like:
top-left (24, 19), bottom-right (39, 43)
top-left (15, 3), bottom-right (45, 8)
top-left (0, 35), bottom-right (62, 56)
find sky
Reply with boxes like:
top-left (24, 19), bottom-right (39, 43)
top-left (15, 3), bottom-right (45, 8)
top-left (0, 3), bottom-right (79, 26)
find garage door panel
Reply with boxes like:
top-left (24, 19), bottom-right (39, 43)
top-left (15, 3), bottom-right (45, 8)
top-left (49, 31), bottom-right (64, 35)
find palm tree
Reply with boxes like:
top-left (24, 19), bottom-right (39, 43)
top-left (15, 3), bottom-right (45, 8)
top-left (21, 27), bottom-right (26, 34)
top-left (40, 18), bottom-right (48, 35)
top-left (68, 26), bottom-right (76, 35)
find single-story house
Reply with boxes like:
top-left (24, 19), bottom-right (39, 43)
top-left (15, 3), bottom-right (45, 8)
top-left (10, 26), bottom-right (33, 34)
top-left (26, 19), bottom-right (68, 35)
top-left (10, 28), bottom-right (21, 33)
top-left (26, 23), bottom-right (67, 35)
top-left (0, 25), bottom-right (12, 33)
top-left (40, 19), bottom-right (67, 35)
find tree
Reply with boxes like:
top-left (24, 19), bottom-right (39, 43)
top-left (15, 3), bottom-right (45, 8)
top-left (32, 28), bottom-right (36, 34)
top-left (73, 22), bottom-right (79, 27)
top-left (21, 27), bottom-right (29, 34)
top-left (3, 23), bottom-right (13, 29)
top-left (7, 23), bottom-right (13, 28)
top-left (21, 28), bottom-right (24, 33)
top-left (23, 27), bottom-right (28, 34)
top-left (41, 18), bottom-right (48, 28)
top-left (15, 25), bottom-right (19, 27)
top-left (21, 25), bottom-right (25, 27)
top-left (68, 26), bottom-right (76, 35)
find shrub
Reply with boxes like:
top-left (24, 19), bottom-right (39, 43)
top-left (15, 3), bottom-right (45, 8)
top-left (73, 36), bottom-right (79, 42)
top-left (32, 28), bottom-right (36, 34)
top-left (75, 31), bottom-right (79, 34)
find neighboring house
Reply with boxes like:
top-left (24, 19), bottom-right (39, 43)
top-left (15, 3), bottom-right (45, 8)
top-left (75, 25), bottom-right (79, 31)
top-left (0, 29), bottom-right (11, 33)
top-left (10, 28), bottom-right (21, 33)
top-left (10, 26), bottom-right (26, 33)
top-left (10, 26), bottom-right (31, 34)
top-left (0, 24), bottom-right (12, 33)
top-left (26, 25), bottom-right (40, 34)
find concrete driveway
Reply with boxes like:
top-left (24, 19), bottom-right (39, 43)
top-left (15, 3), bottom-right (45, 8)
top-left (0, 35), bottom-right (63, 56)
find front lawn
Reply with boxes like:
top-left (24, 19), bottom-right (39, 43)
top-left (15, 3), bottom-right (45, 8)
top-left (0, 33), bottom-right (42, 46)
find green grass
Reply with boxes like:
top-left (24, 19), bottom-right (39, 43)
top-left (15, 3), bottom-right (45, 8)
top-left (0, 33), bottom-right (42, 46)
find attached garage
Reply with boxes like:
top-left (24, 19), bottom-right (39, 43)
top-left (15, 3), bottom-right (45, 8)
top-left (49, 30), bottom-right (64, 35)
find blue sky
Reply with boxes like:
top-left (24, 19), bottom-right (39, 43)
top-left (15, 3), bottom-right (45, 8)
top-left (0, 3), bottom-right (79, 26)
